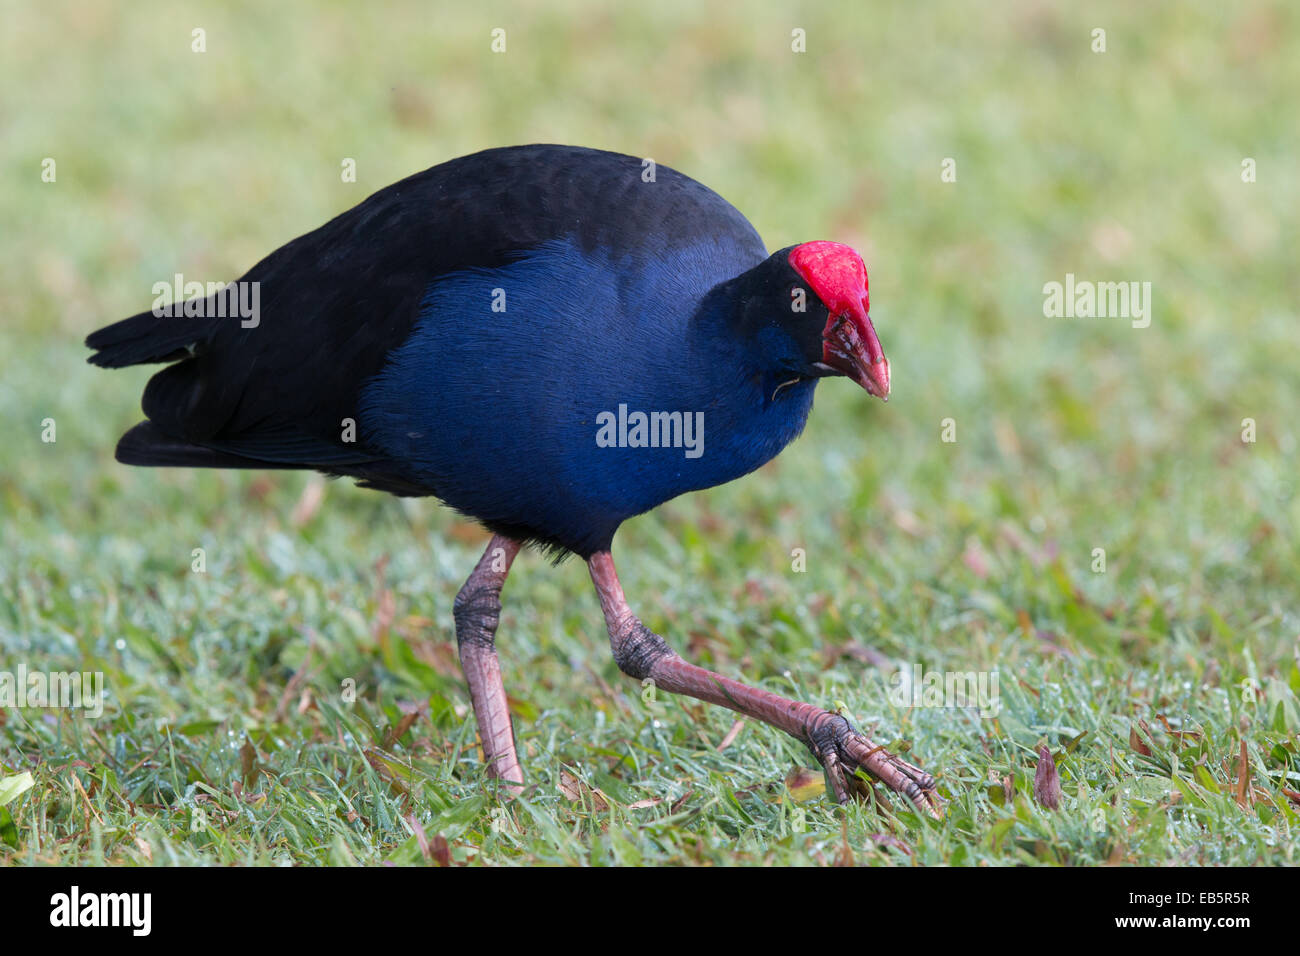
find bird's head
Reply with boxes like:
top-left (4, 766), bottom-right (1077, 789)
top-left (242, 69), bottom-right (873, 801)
top-left (728, 241), bottom-right (889, 402)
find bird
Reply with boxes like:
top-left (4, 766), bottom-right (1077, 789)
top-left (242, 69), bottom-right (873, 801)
top-left (87, 144), bottom-right (940, 815)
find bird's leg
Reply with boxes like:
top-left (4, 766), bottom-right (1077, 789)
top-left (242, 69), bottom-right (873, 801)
top-left (588, 550), bottom-right (941, 817)
top-left (454, 535), bottom-right (524, 794)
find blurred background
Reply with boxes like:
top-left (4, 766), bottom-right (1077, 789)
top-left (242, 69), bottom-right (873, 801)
top-left (1, 1), bottom-right (1296, 864)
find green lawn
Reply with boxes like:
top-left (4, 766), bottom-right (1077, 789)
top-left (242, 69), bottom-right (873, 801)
top-left (1, 0), bottom-right (1297, 865)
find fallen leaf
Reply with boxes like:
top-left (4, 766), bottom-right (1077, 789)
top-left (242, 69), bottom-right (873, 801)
top-left (1234, 740), bottom-right (1251, 809)
top-left (1034, 746), bottom-right (1061, 810)
top-left (364, 748), bottom-right (413, 809)
top-left (1155, 713), bottom-right (1201, 744)
top-left (431, 833), bottom-right (452, 867)
top-left (1129, 722), bottom-right (1152, 757)
top-left (383, 708), bottom-right (422, 748)
top-left (558, 769), bottom-right (609, 812)
top-left (240, 737), bottom-right (258, 791)
top-left (784, 766), bottom-right (825, 802)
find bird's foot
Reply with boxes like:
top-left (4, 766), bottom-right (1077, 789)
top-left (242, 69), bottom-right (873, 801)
top-left (806, 712), bottom-right (942, 819)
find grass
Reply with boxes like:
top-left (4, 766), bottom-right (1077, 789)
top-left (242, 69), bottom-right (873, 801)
top-left (1, 0), bottom-right (1297, 865)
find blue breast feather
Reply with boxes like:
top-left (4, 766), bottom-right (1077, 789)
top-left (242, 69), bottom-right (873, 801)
top-left (359, 238), bottom-right (817, 554)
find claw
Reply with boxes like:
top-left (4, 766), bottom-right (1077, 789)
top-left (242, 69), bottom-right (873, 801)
top-left (819, 744), bottom-right (851, 804)
top-left (807, 713), bottom-right (943, 819)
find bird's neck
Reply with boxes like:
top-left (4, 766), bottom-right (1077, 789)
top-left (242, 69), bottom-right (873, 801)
top-left (673, 278), bottom-right (819, 480)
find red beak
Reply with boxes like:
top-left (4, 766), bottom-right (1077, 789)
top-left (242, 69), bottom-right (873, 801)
top-left (822, 309), bottom-right (890, 401)
top-left (788, 241), bottom-right (889, 400)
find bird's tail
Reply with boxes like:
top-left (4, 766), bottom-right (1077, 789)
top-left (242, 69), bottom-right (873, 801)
top-left (85, 303), bottom-right (221, 368)
top-left (113, 420), bottom-right (307, 469)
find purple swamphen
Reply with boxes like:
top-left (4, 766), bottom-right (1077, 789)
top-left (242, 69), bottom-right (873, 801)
top-left (87, 144), bottom-right (939, 814)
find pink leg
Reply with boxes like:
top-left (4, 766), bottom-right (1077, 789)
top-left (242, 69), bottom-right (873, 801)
top-left (454, 535), bottom-right (523, 793)
top-left (588, 550), bottom-right (941, 816)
